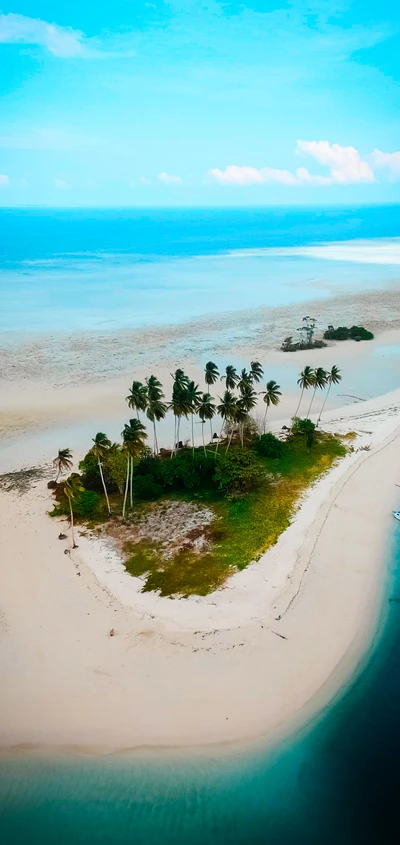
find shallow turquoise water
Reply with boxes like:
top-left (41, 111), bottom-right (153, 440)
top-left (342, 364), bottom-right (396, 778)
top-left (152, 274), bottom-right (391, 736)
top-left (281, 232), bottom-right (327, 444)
top-left (1, 206), bottom-right (400, 333)
top-left (1, 527), bottom-right (399, 844)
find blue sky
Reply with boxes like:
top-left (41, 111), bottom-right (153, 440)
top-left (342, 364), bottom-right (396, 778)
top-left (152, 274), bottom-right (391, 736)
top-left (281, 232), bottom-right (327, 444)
top-left (0, 0), bottom-right (399, 206)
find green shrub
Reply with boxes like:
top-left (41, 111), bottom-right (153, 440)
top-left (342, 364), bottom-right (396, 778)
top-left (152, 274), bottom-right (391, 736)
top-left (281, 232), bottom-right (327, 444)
top-left (324, 324), bottom-right (374, 342)
top-left (349, 325), bottom-right (374, 341)
top-left (292, 417), bottom-right (316, 449)
top-left (255, 433), bottom-right (285, 458)
top-left (79, 450), bottom-right (102, 492)
top-left (214, 448), bottom-right (260, 493)
top-left (51, 489), bottom-right (100, 519)
top-left (133, 475), bottom-right (163, 500)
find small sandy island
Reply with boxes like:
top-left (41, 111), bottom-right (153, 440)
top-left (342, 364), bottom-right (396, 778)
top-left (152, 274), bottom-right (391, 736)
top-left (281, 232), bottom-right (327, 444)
top-left (1, 385), bottom-right (399, 756)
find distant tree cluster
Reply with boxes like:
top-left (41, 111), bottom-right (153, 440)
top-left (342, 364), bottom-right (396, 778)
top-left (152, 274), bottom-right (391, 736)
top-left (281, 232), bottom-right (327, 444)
top-left (323, 325), bottom-right (374, 342)
top-left (281, 316), bottom-right (327, 352)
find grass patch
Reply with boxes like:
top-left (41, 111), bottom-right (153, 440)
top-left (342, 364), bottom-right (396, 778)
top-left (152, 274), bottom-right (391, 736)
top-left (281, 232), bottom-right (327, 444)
top-left (119, 433), bottom-right (346, 597)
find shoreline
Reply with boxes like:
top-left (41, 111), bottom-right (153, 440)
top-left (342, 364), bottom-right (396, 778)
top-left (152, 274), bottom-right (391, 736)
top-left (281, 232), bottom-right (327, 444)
top-left (1, 388), bottom-right (399, 757)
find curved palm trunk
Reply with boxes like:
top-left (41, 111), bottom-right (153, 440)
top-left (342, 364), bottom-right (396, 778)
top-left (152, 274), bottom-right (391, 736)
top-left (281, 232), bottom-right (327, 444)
top-left (98, 457), bottom-right (111, 515)
top-left (294, 387), bottom-right (305, 419)
top-left (69, 499), bottom-right (77, 548)
top-left (171, 416), bottom-right (177, 457)
top-left (307, 387), bottom-right (317, 419)
top-left (215, 419), bottom-right (224, 454)
top-left (225, 426), bottom-right (234, 453)
top-left (122, 456), bottom-right (130, 518)
top-left (153, 420), bottom-right (158, 456)
top-left (56, 465), bottom-right (61, 482)
top-left (130, 457), bottom-right (134, 508)
top-left (263, 405), bottom-right (269, 433)
top-left (317, 381), bottom-right (332, 426)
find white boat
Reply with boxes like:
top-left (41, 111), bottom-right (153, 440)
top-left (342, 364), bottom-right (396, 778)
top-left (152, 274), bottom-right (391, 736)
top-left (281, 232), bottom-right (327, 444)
top-left (393, 511), bottom-right (400, 521)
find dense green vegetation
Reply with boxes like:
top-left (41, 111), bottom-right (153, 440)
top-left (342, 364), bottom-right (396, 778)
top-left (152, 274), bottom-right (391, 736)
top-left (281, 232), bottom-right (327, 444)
top-left (323, 325), bottom-right (374, 342)
top-left (49, 355), bottom-right (347, 597)
top-left (121, 431), bottom-right (346, 596)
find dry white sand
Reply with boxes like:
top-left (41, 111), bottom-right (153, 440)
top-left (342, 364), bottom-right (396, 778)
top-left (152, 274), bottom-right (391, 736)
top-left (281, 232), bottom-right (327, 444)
top-left (1, 387), bottom-right (399, 755)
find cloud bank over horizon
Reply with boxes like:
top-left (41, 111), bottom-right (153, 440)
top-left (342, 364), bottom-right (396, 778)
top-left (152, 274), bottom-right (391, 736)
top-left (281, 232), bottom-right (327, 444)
top-left (209, 140), bottom-right (387, 187)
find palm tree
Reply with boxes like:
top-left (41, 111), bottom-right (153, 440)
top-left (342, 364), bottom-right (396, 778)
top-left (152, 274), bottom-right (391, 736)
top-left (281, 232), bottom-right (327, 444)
top-left (204, 361), bottom-right (219, 394)
top-left (186, 380), bottom-right (203, 454)
top-left (53, 448), bottom-right (73, 482)
top-left (317, 365), bottom-right (342, 425)
top-left (237, 368), bottom-right (253, 395)
top-left (232, 400), bottom-right (249, 449)
top-left (261, 380), bottom-right (282, 432)
top-left (294, 366), bottom-right (315, 418)
top-left (121, 419), bottom-right (147, 517)
top-left (170, 370), bottom-right (189, 453)
top-left (92, 432), bottom-right (111, 515)
top-left (221, 365), bottom-right (239, 390)
top-left (217, 390), bottom-right (237, 451)
top-left (307, 367), bottom-right (328, 419)
top-left (237, 386), bottom-right (257, 446)
top-left (64, 475), bottom-right (84, 548)
top-left (250, 361), bottom-right (264, 383)
top-left (197, 393), bottom-right (216, 455)
top-left (146, 375), bottom-right (167, 455)
top-left (126, 381), bottom-right (148, 420)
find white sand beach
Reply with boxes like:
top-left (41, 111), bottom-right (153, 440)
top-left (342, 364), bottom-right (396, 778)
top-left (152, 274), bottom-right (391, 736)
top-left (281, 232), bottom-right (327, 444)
top-left (1, 378), bottom-right (399, 754)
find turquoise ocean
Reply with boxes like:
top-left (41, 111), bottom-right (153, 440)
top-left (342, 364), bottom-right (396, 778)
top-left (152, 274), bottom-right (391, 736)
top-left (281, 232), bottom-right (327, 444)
top-left (1, 205), bottom-right (400, 333)
top-left (1, 206), bottom-right (400, 843)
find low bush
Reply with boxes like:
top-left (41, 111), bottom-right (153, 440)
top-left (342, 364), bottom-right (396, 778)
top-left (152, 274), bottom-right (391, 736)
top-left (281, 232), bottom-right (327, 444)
top-left (255, 432), bottom-right (285, 458)
top-left (292, 417), bottom-right (316, 449)
top-left (281, 336), bottom-right (327, 352)
top-left (133, 475), bottom-right (163, 500)
top-left (214, 448), bottom-right (260, 493)
top-left (51, 488), bottom-right (100, 519)
top-left (324, 324), bottom-right (374, 342)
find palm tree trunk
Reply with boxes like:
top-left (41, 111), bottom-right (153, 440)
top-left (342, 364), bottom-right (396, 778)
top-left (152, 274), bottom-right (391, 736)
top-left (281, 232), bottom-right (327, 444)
top-left (263, 405), bottom-right (268, 433)
top-left (240, 424), bottom-right (244, 448)
top-left (122, 456), bottom-right (130, 518)
top-left (307, 387), bottom-right (317, 419)
top-left (209, 419), bottom-right (213, 444)
top-left (98, 458), bottom-right (111, 515)
top-left (317, 381), bottom-right (332, 426)
top-left (56, 465), bottom-right (61, 482)
top-left (215, 420), bottom-right (224, 454)
top-left (226, 427), bottom-right (234, 453)
top-left (201, 421), bottom-right (206, 456)
top-left (171, 416), bottom-right (177, 457)
top-left (191, 415), bottom-right (195, 456)
top-left (153, 420), bottom-right (157, 456)
top-left (69, 499), bottom-right (76, 548)
top-left (130, 457), bottom-right (134, 507)
top-left (294, 387), bottom-right (304, 418)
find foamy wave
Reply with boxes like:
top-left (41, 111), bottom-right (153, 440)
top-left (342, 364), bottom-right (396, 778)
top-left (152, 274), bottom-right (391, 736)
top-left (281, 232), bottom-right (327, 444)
top-left (228, 238), bottom-right (400, 265)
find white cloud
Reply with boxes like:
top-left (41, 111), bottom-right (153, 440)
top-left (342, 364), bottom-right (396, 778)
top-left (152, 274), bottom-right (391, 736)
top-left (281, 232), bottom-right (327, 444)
top-left (158, 172), bottom-right (183, 185)
top-left (54, 178), bottom-right (71, 190)
top-left (0, 174), bottom-right (9, 187)
top-left (209, 164), bottom-right (331, 186)
top-left (371, 149), bottom-right (400, 180)
top-left (296, 140), bottom-right (374, 184)
top-left (140, 176), bottom-right (151, 184)
top-left (0, 13), bottom-right (86, 57)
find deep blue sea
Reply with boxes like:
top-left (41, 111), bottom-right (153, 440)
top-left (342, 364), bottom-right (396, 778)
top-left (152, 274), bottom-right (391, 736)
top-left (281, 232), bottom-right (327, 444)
top-left (1, 205), bottom-right (400, 333)
top-left (0, 526), bottom-right (399, 844)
